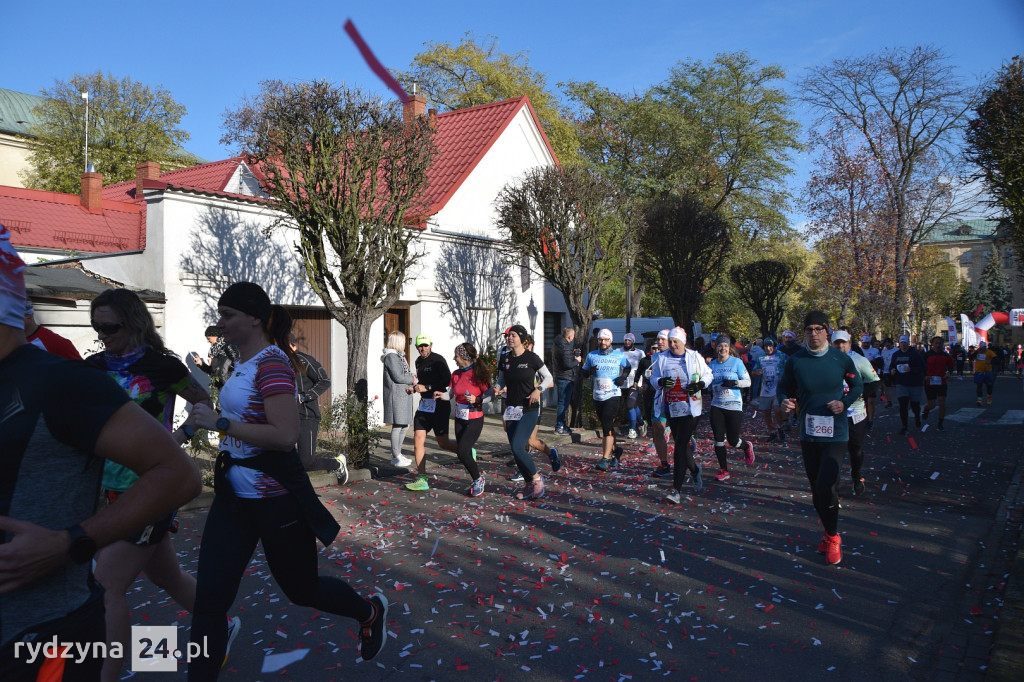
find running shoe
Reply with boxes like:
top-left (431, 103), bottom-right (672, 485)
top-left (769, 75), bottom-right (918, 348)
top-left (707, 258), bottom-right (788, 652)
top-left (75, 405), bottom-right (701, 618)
top-left (554, 426), bottom-right (571, 435)
top-left (405, 475), bottom-right (430, 491)
top-left (613, 445), bottom-right (624, 460)
top-left (515, 476), bottom-right (545, 500)
top-left (824, 533), bottom-right (842, 565)
top-left (595, 457), bottom-right (617, 472)
top-left (360, 594), bottom-right (390, 661)
top-left (510, 471), bottom-right (524, 482)
top-left (627, 429), bottom-right (638, 439)
top-left (692, 464), bottom-right (704, 492)
top-left (665, 489), bottom-right (681, 505)
top-left (651, 464), bottom-right (672, 478)
top-left (817, 535), bottom-right (827, 555)
top-left (222, 616), bottom-right (241, 667)
top-left (334, 455), bottom-right (349, 485)
top-left (689, 436), bottom-right (697, 452)
top-left (714, 469), bottom-right (730, 481)
top-left (549, 447), bottom-right (561, 472)
top-left (469, 476), bottom-right (485, 497)
top-left (743, 440), bottom-right (755, 467)
top-left (391, 455), bottom-right (413, 468)
top-left (987, 396), bottom-right (993, 405)
top-left (853, 478), bottom-right (866, 496)
top-left (976, 399), bottom-right (983, 407)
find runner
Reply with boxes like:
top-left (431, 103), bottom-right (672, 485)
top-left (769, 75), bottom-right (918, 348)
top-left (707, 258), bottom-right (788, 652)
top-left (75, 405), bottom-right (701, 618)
top-left (446, 342), bottom-right (492, 496)
top-left (85, 288), bottom-right (224, 682)
top-left (751, 337), bottom-right (788, 443)
top-left (0, 227), bottom-right (200, 682)
top-left (621, 332), bottom-right (646, 438)
top-left (645, 329), bottom-right (674, 477)
top-left (580, 328), bottom-right (631, 471)
top-left (860, 335), bottom-right (880, 428)
top-left (922, 336), bottom-right (955, 430)
top-left (493, 324), bottom-right (556, 499)
top-left (890, 334), bottom-right (926, 435)
top-left (407, 334), bottom-right (458, 491)
top-left (187, 283), bottom-right (387, 679)
top-left (778, 329), bottom-right (801, 357)
top-left (23, 301), bottom-right (81, 359)
top-left (880, 338), bottom-right (898, 408)
top-left (636, 339), bottom-right (657, 439)
top-left (707, 334), bottom-right (755, 481)
top-left (513, 333), bottom-right (561, 480)
top-left (778, 311), bottom-right (863, 566)
top-left (650, 327), bottom-right (713, 503)
top-left (952, 342), bottom-right (967, 379)
top-left (831, 330), bottom-right (879, 497)
top-left (972, 341), bottom-right (998, 406)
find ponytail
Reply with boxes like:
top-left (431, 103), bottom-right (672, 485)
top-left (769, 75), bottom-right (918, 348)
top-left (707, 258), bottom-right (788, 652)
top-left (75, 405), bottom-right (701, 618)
top-left (267, 304), bottom-right (303, 376)
top-left (459, 342), bottom-right (491, 386)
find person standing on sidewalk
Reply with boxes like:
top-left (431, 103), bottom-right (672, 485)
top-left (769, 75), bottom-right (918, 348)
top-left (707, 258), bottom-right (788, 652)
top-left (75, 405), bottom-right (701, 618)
top-left (890, 334), bottom-right (926, 435)
top-left (707, 334), bottom-right (755, 482)
top-left (831, 330), bottom-right (879, 497)
top-left (551, 326), bottom-right (579, 435)
top-left (778, 311), bottom-right (863, 566)
top-left (381, 331), bottom-right (415, 468)
top-left (580, 328), bottom-right (631, 472)
top-left (406, 335), bottom-right (458, 492)
top-left (289, 334), bottom-right (336, 472)
top-left (493, 325), bottom-right (555, 500)
top-left (650, 327), bottom-right (713, 503)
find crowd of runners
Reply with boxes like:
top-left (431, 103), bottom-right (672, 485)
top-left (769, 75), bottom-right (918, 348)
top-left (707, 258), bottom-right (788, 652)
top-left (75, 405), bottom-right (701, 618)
top-left (0, 218), bottom-right (1016, 680)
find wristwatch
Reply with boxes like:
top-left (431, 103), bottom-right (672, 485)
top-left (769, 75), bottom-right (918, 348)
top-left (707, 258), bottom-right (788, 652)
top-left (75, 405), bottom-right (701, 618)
top-left (215, 417), bottom-right (230, 433)
top-left (183, 425), bottom-right (196, 438)
top-left (66, 523), bottom-right (97, 564)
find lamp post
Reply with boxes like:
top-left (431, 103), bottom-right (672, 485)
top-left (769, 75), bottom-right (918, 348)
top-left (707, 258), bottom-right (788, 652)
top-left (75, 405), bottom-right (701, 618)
top-left (81, 92), bottom-right (90, 173)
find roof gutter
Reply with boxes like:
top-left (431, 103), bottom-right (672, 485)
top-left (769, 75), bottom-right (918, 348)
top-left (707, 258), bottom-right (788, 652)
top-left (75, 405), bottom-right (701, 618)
top-left (26, 249), bottom-right (145, 267)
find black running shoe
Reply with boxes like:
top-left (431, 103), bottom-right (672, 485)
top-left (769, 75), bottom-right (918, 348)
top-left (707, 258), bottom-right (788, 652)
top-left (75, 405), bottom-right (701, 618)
top-left (360, 594), bottom-right (389, 661)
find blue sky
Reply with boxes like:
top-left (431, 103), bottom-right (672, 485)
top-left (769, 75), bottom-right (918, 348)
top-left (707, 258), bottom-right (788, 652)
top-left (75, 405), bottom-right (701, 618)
top-left (3, 0), bottom-right (1021, 224)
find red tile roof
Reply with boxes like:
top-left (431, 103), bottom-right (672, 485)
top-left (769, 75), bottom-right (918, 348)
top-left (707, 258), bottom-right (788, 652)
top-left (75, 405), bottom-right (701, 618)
top-left (102, 157), bottom-right (257, 203)
top-left (0, 185), bottom-right (143, 254)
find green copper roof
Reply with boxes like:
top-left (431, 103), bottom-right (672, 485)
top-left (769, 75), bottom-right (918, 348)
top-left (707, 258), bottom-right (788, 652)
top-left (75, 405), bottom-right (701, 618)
top-left (922, 218), bottom-right (1002, 243)
top-left (0, 87), bottom-right (45, 136)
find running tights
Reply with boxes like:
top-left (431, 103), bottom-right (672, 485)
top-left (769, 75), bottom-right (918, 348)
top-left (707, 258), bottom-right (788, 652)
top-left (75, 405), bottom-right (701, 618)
top-left (506, 409), bottom-right (541, 480)
top-left (799, 441), bottom-right (845, 536)
top-left (667, 414), bottom-right (699, 491)
top-left (454, 418), bottom-right (483, 480)
top-left (709, 406), bottom-right (745, 471)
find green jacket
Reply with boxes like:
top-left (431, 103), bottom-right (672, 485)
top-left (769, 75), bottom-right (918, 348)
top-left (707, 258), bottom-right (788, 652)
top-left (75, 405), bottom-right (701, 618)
top-left (778, 346), bottom-right (863, 443)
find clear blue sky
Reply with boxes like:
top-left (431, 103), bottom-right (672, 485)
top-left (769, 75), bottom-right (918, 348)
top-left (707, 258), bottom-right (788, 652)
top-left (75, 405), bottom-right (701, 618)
top-left (3, 0), bottom-right (1022, 224)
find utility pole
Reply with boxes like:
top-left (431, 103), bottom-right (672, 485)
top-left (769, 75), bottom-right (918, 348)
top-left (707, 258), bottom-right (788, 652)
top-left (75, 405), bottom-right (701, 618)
top-left (82, 91), bottom-right (90, 172)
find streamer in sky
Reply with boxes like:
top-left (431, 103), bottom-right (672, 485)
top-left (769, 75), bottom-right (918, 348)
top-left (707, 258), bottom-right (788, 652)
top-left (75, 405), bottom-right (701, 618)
top-left (344, 19), bottom-right (409, 103)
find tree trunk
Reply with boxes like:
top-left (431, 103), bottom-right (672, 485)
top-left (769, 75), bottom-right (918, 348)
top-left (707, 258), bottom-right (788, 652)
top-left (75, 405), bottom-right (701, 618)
top-left (343, 310), bottom-right (374, 402)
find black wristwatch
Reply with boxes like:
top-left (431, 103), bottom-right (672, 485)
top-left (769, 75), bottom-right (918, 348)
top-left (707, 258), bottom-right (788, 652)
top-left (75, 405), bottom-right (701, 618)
top-left (183, 425), bottom-right (196, 438)
top-left (66, 523), bottom-right (97, 564)
top-left (215, 417), bottom-right (230, 433)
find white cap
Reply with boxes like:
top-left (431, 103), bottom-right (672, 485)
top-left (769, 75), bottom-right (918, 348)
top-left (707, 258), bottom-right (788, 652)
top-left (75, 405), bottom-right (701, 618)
top-left (623, 332), bottom-right (635, 343)
top-left (597, 328), bottom-right (613, 340)
top-left (657, 329), bottom-right (670, 340)
top-left (668, 326), bottom-right (687, 343)
top-left (831, 330), bottom-right (851, 343)
top-left (861, 334), bottom-right (872, 343)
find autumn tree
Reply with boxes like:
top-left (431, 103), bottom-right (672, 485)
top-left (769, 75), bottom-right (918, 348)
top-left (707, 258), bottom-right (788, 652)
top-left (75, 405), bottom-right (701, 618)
top-left (966, 56), bottom-right (1024, 258)
top-left (221, 79), bottom-right (435, 396)
top-left (729, 259), bottom-right (798, 338)
top-left (24, 71), bottom-right (190, 193)
top-left (639, 194), bottom-right (733, 338)
top-left (800, 46), bottom-right (977, 327)
top-left (906, 246), bottom-right (961, 339)
top-left (494, 165), bottom-right (633, 342)
top-left (399, 34), bottom-right (579, 165)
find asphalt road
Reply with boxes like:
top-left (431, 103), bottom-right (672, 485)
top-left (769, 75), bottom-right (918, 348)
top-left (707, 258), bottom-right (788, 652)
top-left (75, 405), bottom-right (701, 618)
top-left (121, 374), bottom-right (1024, 681)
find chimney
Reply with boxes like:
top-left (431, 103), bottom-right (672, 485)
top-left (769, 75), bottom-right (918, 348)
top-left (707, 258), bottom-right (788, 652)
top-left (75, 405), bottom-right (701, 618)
top-left (403, 94), bottom-right (427, 124)
top-left (81, 172), bottom-right (103, 214)
top-left (136, 161), bottom-right (160, 198)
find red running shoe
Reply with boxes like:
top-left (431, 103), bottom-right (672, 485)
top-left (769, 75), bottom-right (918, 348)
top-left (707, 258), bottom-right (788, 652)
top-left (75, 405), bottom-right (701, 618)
top-left (824, 533), bottom-right (842, 565)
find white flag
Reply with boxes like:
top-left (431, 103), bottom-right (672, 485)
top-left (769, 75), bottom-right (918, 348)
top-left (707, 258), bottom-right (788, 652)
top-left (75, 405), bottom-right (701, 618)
top-left (945, 317), bottom-right (958, 344)
top-left (960, 314), bottom-right (979, 347)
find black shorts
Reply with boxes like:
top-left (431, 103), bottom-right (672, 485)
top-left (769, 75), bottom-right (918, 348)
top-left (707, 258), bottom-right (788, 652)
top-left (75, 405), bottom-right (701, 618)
top-left (924, 383), bottom-right (948, 400)
top-left (106, 490), bottom-right (176, 546)
top-left (595, 396), bottom-right (621, 437)
top-left (413, 399), bottom-right (451, 436)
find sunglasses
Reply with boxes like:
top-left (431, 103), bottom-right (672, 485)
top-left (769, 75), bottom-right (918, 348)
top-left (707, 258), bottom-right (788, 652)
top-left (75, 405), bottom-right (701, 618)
top-left (92, 321), bottom-right (125, 335)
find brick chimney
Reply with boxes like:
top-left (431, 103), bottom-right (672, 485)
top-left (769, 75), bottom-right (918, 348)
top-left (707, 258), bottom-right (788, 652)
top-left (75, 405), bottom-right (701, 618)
top-left (81, 172), bottom-right (103, 214)
top-left (403, 94), bottom-right (427, 124)
top-left (136, 161), bottom-right (160, 198)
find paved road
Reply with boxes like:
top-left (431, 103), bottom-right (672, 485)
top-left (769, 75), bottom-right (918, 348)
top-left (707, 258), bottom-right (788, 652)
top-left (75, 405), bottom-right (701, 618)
top-left (120, 375), bottom-right (1024, 681)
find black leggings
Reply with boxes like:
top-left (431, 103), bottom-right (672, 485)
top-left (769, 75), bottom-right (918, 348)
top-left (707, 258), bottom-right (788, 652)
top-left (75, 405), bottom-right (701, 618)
top-left (454, 418), bottom-right (483, 480)
top-left (847, 417), bottom-right (868, 482)
top-left (799, 440), bottom-right (846, 536)
top-left (188, 494), bottom-right (371, 681)
top-left (299, 417), bottom-right (337, 471)
top-left (709, 406), bottom-right (744, 470)
top-left (667, 414), bottom-right (699, 490)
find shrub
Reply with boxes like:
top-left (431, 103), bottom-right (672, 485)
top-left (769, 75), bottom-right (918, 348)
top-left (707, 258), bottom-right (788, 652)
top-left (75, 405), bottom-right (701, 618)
top-left (319, 393), bottom-right (383, 470)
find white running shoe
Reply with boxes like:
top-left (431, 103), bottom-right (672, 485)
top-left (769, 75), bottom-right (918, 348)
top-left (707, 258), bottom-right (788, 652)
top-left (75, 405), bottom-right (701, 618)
top-left (391, 455), bottom-right (413, 468)
top-left (223, 616), bottom-right (241, 667)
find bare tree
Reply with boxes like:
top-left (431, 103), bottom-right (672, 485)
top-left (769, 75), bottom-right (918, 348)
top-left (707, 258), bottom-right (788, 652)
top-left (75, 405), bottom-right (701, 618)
top-left (729, 259), bottom-right (798, 338)
top-left (640, 194), bottom-right (733, 338)
top-left (494, 165), bottom-right (634, 344)
top-left (221, 79), bottom-right (435, 396)
top-left (800, 46), bottom-right (977, 326)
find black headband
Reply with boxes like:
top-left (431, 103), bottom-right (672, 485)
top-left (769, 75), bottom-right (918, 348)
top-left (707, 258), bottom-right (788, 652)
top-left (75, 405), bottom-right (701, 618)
top-left (218, 282), bottom-right (271, 322)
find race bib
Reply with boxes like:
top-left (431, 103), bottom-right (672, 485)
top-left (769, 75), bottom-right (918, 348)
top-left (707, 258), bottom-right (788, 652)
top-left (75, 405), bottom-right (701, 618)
top-left (504, 405), bottom-right (524, 421)
top-left (668, 400), bottom-right (689, 418)
top-left (418, 398), bottom-right (436, 413)
top-left (928, 376), bottom-right (943, 385)
top-left (849, 410), bottom-right (866, 424)
top-left (455, 404), bottom-right (470, 420)
top-left (806, 414), bottom-right (835, 438)
top-left (897, 364), bottom-right (909, 374)
top-left (596, 378), bottom-right (614, 392)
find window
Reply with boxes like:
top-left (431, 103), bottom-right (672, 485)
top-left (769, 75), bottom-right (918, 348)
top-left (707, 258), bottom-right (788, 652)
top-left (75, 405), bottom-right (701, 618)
top-left (960, 251), bottom-right (973, 265)
top-left (1005, 248), bottom-right (1015, 269)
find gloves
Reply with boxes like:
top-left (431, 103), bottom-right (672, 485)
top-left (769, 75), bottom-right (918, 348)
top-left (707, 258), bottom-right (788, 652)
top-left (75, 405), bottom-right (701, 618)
top-left (685, 381), bottom-right (705, 395)
top-left (658, 377), bottom-right (676, 389)
top-left (720, 379), bottom-right (738, 387)
top-left (613, 375), bottom-right (626, 387)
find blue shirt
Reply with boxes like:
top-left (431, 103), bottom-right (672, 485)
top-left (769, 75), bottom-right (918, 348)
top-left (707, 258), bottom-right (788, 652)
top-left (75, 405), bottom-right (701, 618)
top-left (709, 355), bottom-right (749, 411)
top-left (582, 348), bottom-right (629, 402)
top-left (754, 352), bottom-right (786, 397)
